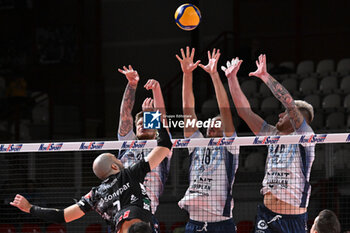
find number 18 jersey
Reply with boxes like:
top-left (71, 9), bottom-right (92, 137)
top-left (178, 130), bottom-right (239, 222)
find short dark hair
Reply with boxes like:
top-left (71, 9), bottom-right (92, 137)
top-left (127, 221), bottom-right (152, 233)
top-left (135, 111), bottom-right (143, 125)
top-left (315, 209), bottom-right (341, 233)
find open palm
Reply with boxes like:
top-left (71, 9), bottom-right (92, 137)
top-left (249, 54), bottom-right (267, 78)
top-left (118, 65), bottom-right (139, 86)
top-left (176, 47), bottom-right (200, 74)
top-left (222, 57), bottom-right (243, 78)
top-left (199, 49), bottom-right (220, 74)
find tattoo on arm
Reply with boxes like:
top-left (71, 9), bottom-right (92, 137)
top-left (119, 84), bottom-right (136, 136)
top-left (266, 76), bottom-right (303, 127)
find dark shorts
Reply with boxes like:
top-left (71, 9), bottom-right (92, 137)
top-left (254, 204), bottom-right (308, 233)
top-left (185, 218), bottom-right (236, 233)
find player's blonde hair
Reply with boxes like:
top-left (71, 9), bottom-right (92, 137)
top-left (295, 100), bottom-right (314, 123)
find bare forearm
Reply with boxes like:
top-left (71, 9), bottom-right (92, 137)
top-left (118, 83), bottom-right (136, 136)
top-left (261, 74), bottom-right (303, 127)
top-left (227, 76), bottom-right (252, 116)
top-left (262, 74), bottom-right (295, 110)
top-left (210, 72), bottom-right (235, 136)
top-left (152, 86), bottom-right (169, 129)
top-left (182, 73), bottom-right (195, 109)
top-left (182, 72), bottom-right (198, 137)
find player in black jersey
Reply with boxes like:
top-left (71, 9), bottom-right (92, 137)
top-left (10, 124), bottom-right (172, 233)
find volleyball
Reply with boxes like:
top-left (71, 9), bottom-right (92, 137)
top-left (174, 3), bottom-right (201, 31)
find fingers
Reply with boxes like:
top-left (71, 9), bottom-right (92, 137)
top-left (186, 46), bottom-right (190, 58)
top-left (207, 50), bottom-right (211, 59)
top-left (190, 48), bottom-right (195, 60)
top-left (175, 54), bottom-right (182, 62)
top-left (118, 68), bottom-right (125, 74)
top-left (144, 79), bottom-right (158, 90)
top-left (215, 52), bottom-right (221, 61)
top-left (142, 97), bottom-right (154, 111)
top-left (180, 48), bottom-right (185, 59)
top-left (194, 60), bottom-right (201, 67)
top-left (249, 72), bottom-right (255, 77)
top-left (221, 66), bottom-right (226, 72)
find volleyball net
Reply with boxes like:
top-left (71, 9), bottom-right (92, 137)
top-left (0, 134), bottom-right (350, 233)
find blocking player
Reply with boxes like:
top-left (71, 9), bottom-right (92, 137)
top-left (176, 46), bottom-right (239, 233)
top-left (223, 54), bottom-right (315, 233)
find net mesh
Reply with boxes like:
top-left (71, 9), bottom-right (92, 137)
top-left (0, 142), bottom-right (349, 232)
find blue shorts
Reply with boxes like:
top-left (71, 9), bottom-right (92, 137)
top-left (254, 204), bottom-right (308, 233)
top-left (185, 218), bottom-right (236, 233)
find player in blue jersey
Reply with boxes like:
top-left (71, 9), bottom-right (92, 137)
top-left (117, 66), bottom-right (171, 230)
top-left (176, 47), bottom-right (239, 233)
top-left (223, 54), bottom-right (315, 233)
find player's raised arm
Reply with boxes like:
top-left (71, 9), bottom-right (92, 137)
top-left (117, 65), bottom-right (140, 136)
top-left (249, 54), bottom-right (304, 129)
top-left (146, 123), bottom-right (172, 170)
top-left (199, 48), bottom-right (235, 137)
top-left (10, 194), bottom-right (85, 223)
top-left (176, 46), bottom-right (201, 138)
top-left (223, 58), bottom-right (265, 135)
top-left (144, 79), bottom-right (169, 133)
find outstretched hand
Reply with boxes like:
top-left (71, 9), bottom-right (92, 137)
top-left (221, 57), bottom-right (243, 79)
top-left (249, 54), bottom-right (268, 79)
top-left (175, 46), bottom-right (201, 74)
top-left (144, 79), bottom-right (159, 91)
top-left (10, 194), bottom-right (32, 213)
top-left (142, 97), bottom-right (155, 112)
top-left (118, 65), bottom-right (139, 86)
top-left (199, 48), bottom-right (221, 75)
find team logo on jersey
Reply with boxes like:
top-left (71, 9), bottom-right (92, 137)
top-left (79, 142), bottom-right (104, 150)
top-left (121, 140), bottom-right (147, 149)
top-left (130, 194), bottom-right (138, 203)
top-left (173, 138), bottom-right (191, 148)
top-left (346, 134), bottom-right (350, 142)
top-left (208, 137), bottom-right (236, 146)
top-left (143, 198), bottom-right (151, 211)
top-left (38, 143), bottom-right (63, 151)
top-left (253, 136), bottom-right (280, 145)
top-left (0, 144), bottom-right (23, 152)
top-left (299, 134), bottom-right (327, 143)
top-left (257, 220), bottom-right (268, 230)
top-left (143, 111), bottom-right (161, 129)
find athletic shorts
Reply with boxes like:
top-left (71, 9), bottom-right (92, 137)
top-left (254, 204), bottom-right (308, 233)
top-left (185, 218), bottom-right (236, 233)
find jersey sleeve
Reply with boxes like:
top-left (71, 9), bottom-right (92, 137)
top-left (186, 130), bottom-right (204, 154)
top-left (128, 158), bottom-right (151, 182)
top-left (296, 119), bottom-right (314, 134)
top-left (258, 121), bottom-right (277, 136)
top-left (77, 189), bottom-right (95, 213)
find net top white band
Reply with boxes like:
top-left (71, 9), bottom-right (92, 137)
top-left (1, 133), bottom-right (349, 153)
